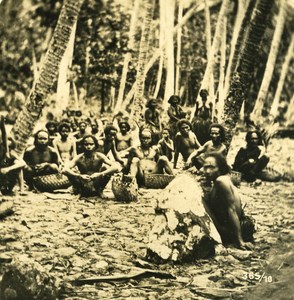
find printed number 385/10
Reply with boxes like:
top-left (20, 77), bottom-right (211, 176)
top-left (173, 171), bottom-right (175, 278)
top-left (243, 272), bottom-right (273, 283)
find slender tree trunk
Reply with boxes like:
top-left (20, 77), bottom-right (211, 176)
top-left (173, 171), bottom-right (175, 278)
top-left (122, 0), bottom-right (221, 110)
top-left (285, 94), bottom-right (294, 126)
top-left (57, 21), bottom-right (77, 115)
top-left (223, 0), bottom-right (249, 100)
top-left (153, 0), bottom-right (165, 98)
top-left (252, 0), bottom-right (286, 121)
top-left (190, 0), bottom-right (230, 120)
top-left (270, 33), bottom-right (294, 118)
top-left (131, 0), bottom-right (155, 124)
top-left (217, 17), bottom-right (227, 122)
top-left (175, 0), bottom-right (183, 96)
top-left (11, 0), bottom-right (84, 155)
top-left (163, 0), bottom-right (175, 109)
top-left (222, 0), bottom-right (274, 148)
top-left (115, 0), bottom-right (140, 113)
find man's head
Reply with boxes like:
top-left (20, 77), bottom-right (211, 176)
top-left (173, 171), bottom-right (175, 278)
top-left (78, 121), bottom-right (87, 133)
top-left (245, 130), bottom-right (262, 147)
top-left (168, 95), bottom-right (180, 105)
top-left (82, 135), bottom-right (99, 153)
top-left (91, 123), bottom-right (99, 134)
top-left (162, 128), bottom-right (170, 139)
top-left (146, 99), bottom-right (157, 109)
top-left (45, 121), bottom-right (57, 134)
top-left (58, 123), bottom-right (71, 139)
top-left (34, 130), bottom-right (50, 149)
top-left (203, 152), bottom-right (230, 181)
top-left (209, 124), bottom-right (226, 143)
top-left (104, 125), bottom-right (118, 141)
top-left (200, 89), bottom-right (208, 102)
top-left (139, 128), bottom-right (153, 147)
top-left (177, 119), bottom-right (192, 136)
top-left (118, 121), bottom-right (131, 134)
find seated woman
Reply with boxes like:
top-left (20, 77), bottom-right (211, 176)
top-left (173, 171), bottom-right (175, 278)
top-left (63, 135), bottom-right (121, 197)
top-left (186, 124), bottom-right (227, 170)
top-left (233, 130), bottom-right (269, 182)
top-left (202, 153), bottom-right (254, 249)
top-left (0, 119), bottom-right (25, 195)
top-left (23, 130), bottom-right (60, 190)
top-left (157, 128), bottom-right (174, 162)
top-left (124, 128), bottom-right (174, 186)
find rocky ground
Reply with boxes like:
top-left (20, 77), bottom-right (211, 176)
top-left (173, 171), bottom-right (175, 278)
top-left (0, 134), bottom-right (293, 300)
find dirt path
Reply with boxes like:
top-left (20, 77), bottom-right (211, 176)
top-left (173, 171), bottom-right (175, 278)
top-left (0, 137), bottom-right (293, 299)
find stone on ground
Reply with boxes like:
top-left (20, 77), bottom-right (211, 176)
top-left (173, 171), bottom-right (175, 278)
top-left (146, 173), bottom-right (221, 262)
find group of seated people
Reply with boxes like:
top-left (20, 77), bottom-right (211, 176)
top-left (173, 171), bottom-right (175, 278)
top-left (1, 112), bottom-right (267, 250)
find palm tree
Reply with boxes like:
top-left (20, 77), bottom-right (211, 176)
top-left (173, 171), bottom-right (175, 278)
top-left (252, 0), bottom-right (287, 122)
top-left (222, 0), bottom-right (274, 148)
top-left (131, 0), bottom-right (155, 124)
top-left (11, 0), bottom-right (84, 155)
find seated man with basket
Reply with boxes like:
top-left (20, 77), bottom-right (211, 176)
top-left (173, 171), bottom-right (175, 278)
top-left (63, 135), bottom-right (121, 197)
top-left (124, 128), bottom-right (174, 187)
top-left (23, 130), bottom-right (64, 192)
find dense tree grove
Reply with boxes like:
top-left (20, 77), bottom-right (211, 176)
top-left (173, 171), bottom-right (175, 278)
top-left (0, 0), bottom-right (293, 121)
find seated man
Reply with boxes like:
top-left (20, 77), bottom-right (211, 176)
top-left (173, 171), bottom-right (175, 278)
top-left (157, 128), bottom-right (174, 162)
top-left (0, 120), bottom-right (26, 195)
top-left (73, 121), bottom-right (88, 154)
top-left (53, 122), bottom-right (76, 165)
top-left (186, 124), bottom-right (227, 170)
top-left (23, 130), bottom-right (60, 190)
top-left (63, 135), bottom-right (121, 197)
top-left (115, 120), bottom-right (133, 157)
top-left (233, 130), bottom-right (269, 182)
top-left (124, 128), bottom-right (174, 186)
top-left (100, 125), bottom-right (124, 165)
top-left (202, 153), bottom-right (254, 249)
top-left (174, 119), bottom-right (201, 169)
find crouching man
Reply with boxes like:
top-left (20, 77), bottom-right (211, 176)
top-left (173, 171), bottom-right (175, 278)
top-left (202, 153), bottom-right (254, 249)
top-left (63, 135), bottom-right (121, 197)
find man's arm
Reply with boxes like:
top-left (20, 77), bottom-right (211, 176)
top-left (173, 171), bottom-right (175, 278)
top-left (173, 136), bottom-right (180, 169)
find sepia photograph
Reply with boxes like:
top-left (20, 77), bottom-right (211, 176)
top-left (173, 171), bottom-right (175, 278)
top-left (0, 0), bottom-right (293, 299)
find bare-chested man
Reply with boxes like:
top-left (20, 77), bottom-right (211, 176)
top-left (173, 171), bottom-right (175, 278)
top-left (202, 153), bottom-right (254, 249)
top-left (115, 120), bottom-right (133, 157)
top-left (173, 119), bottom-right (201, 169)
top-left (53, 122), bottom-right (76, 164)
top-left (124, 128), bottom-right (174, 186)
top-left (63, 135), bottom-right (121, 197)
top-left (186, 124), bottom-right (227, 170)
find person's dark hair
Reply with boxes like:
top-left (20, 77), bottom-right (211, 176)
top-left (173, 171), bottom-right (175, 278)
top-left (82, 134), bottom-right (99, 150)
top-left (162, 127), bottom-right (171, 135)
top-left (177, 119), bottom-right (192, 130)
top-left (205, 152), bottom-right (231, 175)
top-left (118, 120), bottom-right (131, 132)
top-left (199, 89), bottom-right (208, 98)
top-left (78, 121), bottom-right (87, 127)
top-left (146, 98), bottom-right (157, 108)
top-left (168, 95), bottom-right (180, 104)
top-left (58, 122), bottom-right (71, 133)
top-left (245, 130), bottom-right (263, 145)
top-left (139, 127), bottom-right (153, 140)
top-left (45, 121), bottom-right (57, 131)
top-left (104, 125), bottom-right (117, 135)
top-left (34, 130), bottom-right (49, 146)
top-left (209, 123), bottom-right (226, 142)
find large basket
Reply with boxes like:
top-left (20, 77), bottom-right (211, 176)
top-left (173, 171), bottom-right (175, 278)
top-left (112, 174), bottom-right (138, 202)
top-left (33, 173), bottom-right (72, 192)
top-left (230, 171), bottom-right (242, 187)
top-left (144, 174), bottom-right (175, 189)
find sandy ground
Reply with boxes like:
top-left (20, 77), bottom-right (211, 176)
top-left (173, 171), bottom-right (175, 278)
top-left (0, 135), bottom-right (293, 300)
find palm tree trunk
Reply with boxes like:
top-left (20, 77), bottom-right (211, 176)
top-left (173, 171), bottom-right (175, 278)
top-left (285, 94), bottom-right (294, 126)
top-left (223, 0), bottom-right (250, 100)
top-left (122, 0), bottom-right (222, 111)
top-left (191, 0), bottom-right (230, 120)
top-left (216, 16), bottom-right (227, 122)
top-left (175, 0), bottom-right (183, 96)
top-left (115, 0), bottom-right (140, 113)
top-left (222, 0), bottom-right (274, 148)
top-left (270, 33), bottom-right (294, 118)
top-left (131, 0), bottom-right (155, 124)
top-left (252, 0), bottom-right (286, 121)
top-left (163, 0), bottom-right (175, 109)
top-left (11, 0), bottom-right (84, 155)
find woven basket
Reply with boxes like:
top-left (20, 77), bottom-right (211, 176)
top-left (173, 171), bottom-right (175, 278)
top-left (112, 174), bottom-right (138, 202)
top-left (230, 171), bottom-right (242, 187)
top-left (144, 174), bottom-right (175, 189)
top-left (33, 173), bottom-right (72, 192)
